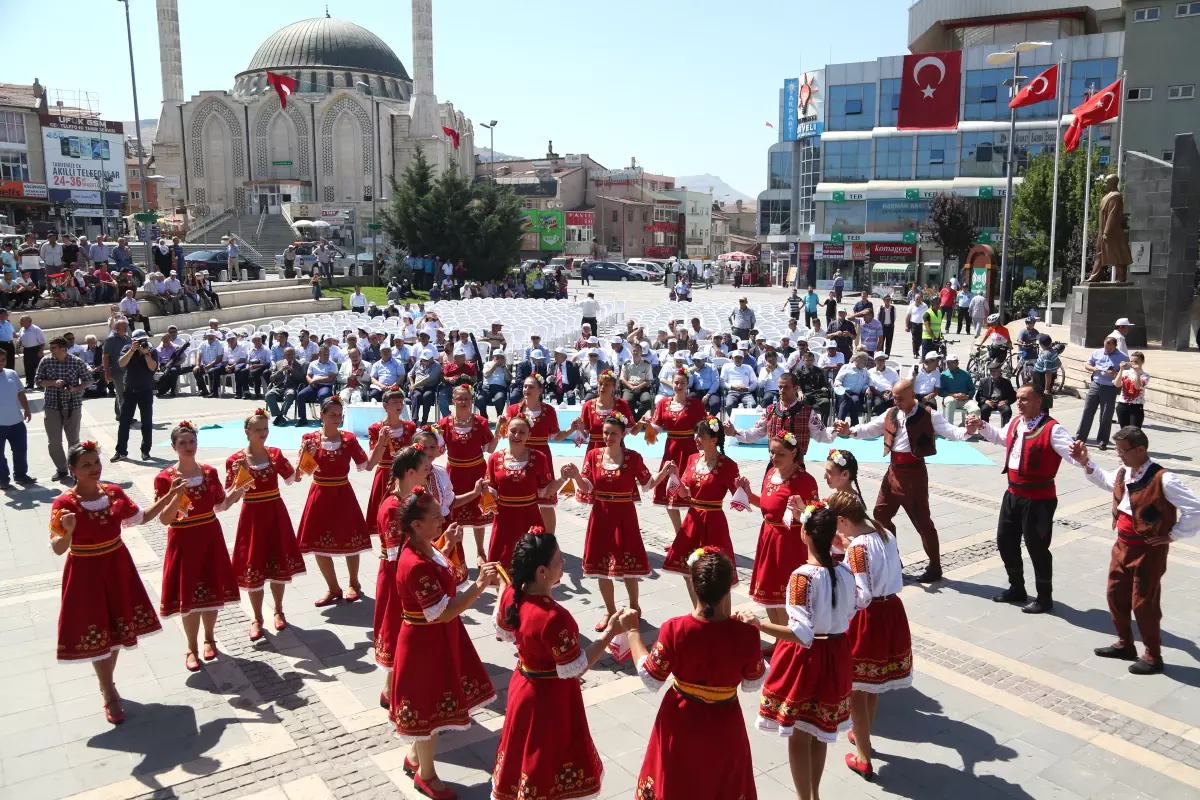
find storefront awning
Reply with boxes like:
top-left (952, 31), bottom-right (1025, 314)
top-left (870, 263), bottom-right (911, 272)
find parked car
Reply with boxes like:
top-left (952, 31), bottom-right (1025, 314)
top-left (585, 261), bottom-right (646, 281)
top-left (276, 241), bottom-right (358, 276)
top-left (184, 249), bottom-right (261, 280)
top-left (626, 258), bottom-right (666, 278)
top-left (547, 256), bottom-right (586, 278)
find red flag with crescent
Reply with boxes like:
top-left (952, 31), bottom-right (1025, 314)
top-left (442, 126), bottom-right (460, 150)
top-left (898, 50), bottom-right (962, 130)
top-left (1009, 64), bottom-right (1058, 109)
top-left (1062, 78), bottom-right (1122, 153)
top-left (266, 71), bottom-right (297, 109)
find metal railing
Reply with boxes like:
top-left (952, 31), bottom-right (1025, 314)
top-left (229, 233), bottom-right (273, 272)
top-left (254, 209), bottom-right (267, 243)
top-left (187, 208), bottom-right (235, 244)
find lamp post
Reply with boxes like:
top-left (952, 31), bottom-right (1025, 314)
top-left (356, 81), bottom-right (381, 286)
top-left (987, 41), bottom-right (1051, 324)
top-left (480, 120), bottom-right (498, 180)
top-left (117, 0), bottom-right (153, 272)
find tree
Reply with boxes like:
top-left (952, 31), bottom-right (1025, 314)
top-left (922, 193), bottom-right (977, 284)
top-left (1010, 148), bottom-right (1101, 299)
top-left (381, 146), bottom-right (523, 282)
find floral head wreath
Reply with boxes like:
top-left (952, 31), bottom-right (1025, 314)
top-left (455, 383), bottom-right (475, 397)
top-left (529, 373), bottom-right (545, 386)
top-left (799, 499), bottom-right (827, 525)
top-left (598, 369), bottom-right (615, 382)
top-left (326, 396), bottom-right (343, 405)
top-left (686, 545), bottom-right (724, 568)
top-left (705, 415), bottom-right (720, 434)
top-left (528, 525), bottom-right (547, 536)
top-left (607, 411), bottom-right (629, 426)
top-left (828, 448), bottom-right (847, 467)
top-left (177, 420), bottom-right (196, 432)
top-left (779, 431), bottom-right (797, 447)
top-left (79, 440), bottom-right (100, 454)
top-left (411, 443), bottom-right (426, 452)
top-left (411, 485), bottom-right (426, 495)
top-left (253, 408), bottom-right (268, 418)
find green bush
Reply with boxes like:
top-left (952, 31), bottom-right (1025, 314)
top-left (1009, 279), bottom-right (1047, 318)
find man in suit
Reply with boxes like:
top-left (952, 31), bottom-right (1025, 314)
top-left (974, 360), bottom-right (1017, 426)
top-left (545, 347), bottom-right (581, 405)
top-left (510, 348), bottom-right (551, 404)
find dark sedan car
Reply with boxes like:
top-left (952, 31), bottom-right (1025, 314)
top-left (183, 249), bottom-right (261, 280)
top-left (584, 261), bottom-right (645, 281)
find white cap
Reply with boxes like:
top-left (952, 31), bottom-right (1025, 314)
top-left (452, 344), bottom-right (466, 356)
top-left (492, 318), bottom-right (503, 326)
top-left (672, 353), bottom-right (687, 362)
top-left (421, 348), bottom-right (437, 360)
top-left (531, 348), bottom-right (546, 359)
top-left (1115, 317), bottom-right (1135, 327)
top-left (587, 348), bottom-right (600, 356)
top-left (826, 341), bottom-right (838, 349)
top-left (209, 318), bottom-right (219, 324)
top-left (610, 335), bottom-right (624, 344)
top-left (873, 352), bottom-right (888, 360)
top-left (666, 337), bottom-right (677, 344)
top-left (587, 336), bottom-right (598, 344)
top-left (737, 341), bottom-right (749, 350)
top-left (923, 351), bottom-right (941, 362)
top-left (554, 346), bottom-right (569, 356)
top-left (946, 353), bottom-right (961, 362)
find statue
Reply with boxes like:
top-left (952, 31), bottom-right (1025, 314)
top-left (1084, 174), bottom-right (1133, 283)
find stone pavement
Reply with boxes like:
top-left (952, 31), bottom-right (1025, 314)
top-left (3, 281), bottom-right (1200, 799)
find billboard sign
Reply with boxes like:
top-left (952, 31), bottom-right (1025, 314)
top-left (519, 209), bottom-right (566, 250)
top-left (566, 211), bottom-right (593, 227)
top-left (866, 199), bottom-right (931, 234)
top-left (869, 243), bottom-right (917, 263)
top-left (40, 116), bottom-right (126, 193)
top-left (782, 78), bottom-right (799, 141)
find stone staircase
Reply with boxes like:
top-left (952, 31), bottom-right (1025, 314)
top-left (1058, 348), bottom-right (1200, 428)
top-left (254, 213), bottom-right (301, 265)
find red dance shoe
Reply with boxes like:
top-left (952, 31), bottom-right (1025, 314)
top-left (845, 753), bottom-right (874, 780)
top-left (345, 584), bottom-right (363, 603)
top-left (403, 754), bottom-right (418, 777)
top-left (314, 590), bottom-right (343, 607)
top-left (413, 774), bottom-right (456, 799)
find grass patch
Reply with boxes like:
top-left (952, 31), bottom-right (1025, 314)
top-left (325, 286), bottom-right (429, 310)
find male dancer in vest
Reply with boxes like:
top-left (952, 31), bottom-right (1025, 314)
top-left (725, 371), bottom-right (830, 461)
top-left (1070, 427), bottom-right (1200, 674)
top-left (834, 378), bottom-right (968, 582)
top-left (966, 384), bottom-right (1085, 614)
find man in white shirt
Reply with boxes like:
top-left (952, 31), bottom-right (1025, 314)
top-left (656, 353), bottom-right (685, 397)
top-left (245, 333), bottom-right (274, 399)
top-left (834, 351), bottom-right (871, 424)
top-left (906, 295), bottom-right (929, 359)
top-left (966, 384), bottom-right (1086, 614)
top-left (866, 352), bottom-right (900, 414)
top-left (608, 336), bottom-right (631, 367)
top-left (817, 342), bottom-right (845, 383)
top-left (322, 334), bottom-right (345, 365)
top-left (756, 350), bottom-right (786, 408)
top-left (367, 345), bottom-right (405, 401)
top-left (147, 273), bottom-right (177, 315)
top-left (165, 271), bottom-right (186, 311)
top-left (913, 352), bottom-right (942, 409)
top-left (194, 330), bottom-right (226, 397)
top-left (720, 350), bottom-right (758, 411)
top-left (349, 286), bottom-right (368, 313)
top-left (221, 333), bottom-right (250, 398)
top-left (226, 238), bottom-right (241, 281)
top-left (297, 346), bottom-right (339, 424)
top-left (688, 317), bottom-right (710, 341)
top-left (296, 330), bottom-right (320, 364)
top-left (578, 292), bottom-right (600, 335)
top-left (1069, 426), bottom-right (1200, 674)
top-left (834, 379), bottom-right (970, 582)
top-left (579, 350), bottom-right (604, 401)
top-left (1109, 318), bottom-right (1134, 355)
top-left (118, 289), bottom-right (150, 334)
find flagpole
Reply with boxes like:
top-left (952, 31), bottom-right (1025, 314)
top-left (1116, 69), bottom-right (1127, 180)
top-left (1047, 57), bottom-right (1063, 317)
top-left (1082, 125), bottom-right (1094, 279)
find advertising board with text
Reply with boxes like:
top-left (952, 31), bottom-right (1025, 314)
top-left (40, 117), bottom-right (126, 193)
top-left (519, 209), bottom-right (566, 250)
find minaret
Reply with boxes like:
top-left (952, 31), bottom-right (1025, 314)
top-left (156, 0), bottom-right (184, 103)
top-left (408, 0), bottom-right (439, 139)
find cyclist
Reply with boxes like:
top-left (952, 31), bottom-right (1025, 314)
top-left (977, 313), bottom-right (1012, 366)
top-left (1015, 314), bottom-right (1041, 381)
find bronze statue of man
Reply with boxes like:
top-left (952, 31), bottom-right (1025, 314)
top-left (1085, 174), bottom-right (1133, 283)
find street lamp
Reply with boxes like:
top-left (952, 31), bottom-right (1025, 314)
top-left (480, 120), bottom-right (498, 180)
top-left (987, 40), bottom-right (1051, 324)
top-left (117, 0), bottom-right (153, 272)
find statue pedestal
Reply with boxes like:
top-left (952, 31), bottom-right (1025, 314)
top-left (1068, 283), bottom-right (1147, 349)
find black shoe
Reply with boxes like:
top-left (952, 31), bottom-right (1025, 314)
top-left (272, 416), bottom-right (286, 426)
top-left (0, 481), bottom-right (10, 490)
top-left (141, 451), bottom-right (151, 461)
top-left (14, 475), bottom-right (35, 484)
top-left (1094, 644), bottom-right (1138, 660)
top-left (1128, 659), bottom-right (1164, 675)
top-left (914, 568), bottom-right (942, 583)
top-left (992, 588), bottom-right (1029, 604)
top-left (1098, 441), bottom-right (1109, 451)
top-left (52, 469), bottom-right (68, 482)
top-left (110, 453), bottom-right (124, 463)
top-left (1021, 598), bottom-right (1053, 614)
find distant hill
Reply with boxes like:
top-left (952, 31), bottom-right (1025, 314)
top-left (675, 174), bottom-right (753, 204)
top-left (476, 148), bottom-right (521, 163)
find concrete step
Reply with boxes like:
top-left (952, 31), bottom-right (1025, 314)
top-left (1060, 350), bottom-right (1200, 427)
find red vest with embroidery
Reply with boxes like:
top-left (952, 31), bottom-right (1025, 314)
top-left (1113, 463), bottom-right (1177, 542)
top-left (882, 406), bottom-right (936, 459)
top-left (1002, 416), bottom-right (1062, 500)
top-left (765, 400), bottom-right (812, 457)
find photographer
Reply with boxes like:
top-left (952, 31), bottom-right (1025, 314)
top-left (111, 330), bottom-right (158, 462)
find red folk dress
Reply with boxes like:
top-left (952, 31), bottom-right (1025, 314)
top-left (503, 402), bottom-right (561, 507)
top-left (295, 430), bottom-right (371, 558)
top-left (53, 485), bottom-right (162, 664)
top-left (748, 468), bottom-right (819, 609)
top-left (224, 448), bottom-right (306, 591)
top-left (758, 564), bottom-right (857, 743)
top-left (389, 545), bottom-right (495, 741)
top-left (491, 588), bottom-right (604, 800)
top-left (485, 448), bottom-right (552, 570)
top-left (155, 465), bottom-right (240, 617)
top-left (438, 413), bottom-right (493, 526)
top-left (635, 614), bottom-right (766, 800)
top-left (581, 447), bottom-right (652, 580)
top-left (649, 396), bottom-right (705, 507)
top-left (845, 530), bottom-right (913, 693)
top-left (662, 453), bottom-right (741, 578)
top-left (366, 420), bottom-right (416, 537)
top-left (579, 396), bottom-right (632, 453)
top-left (373, 494), bottom-right (403, 670)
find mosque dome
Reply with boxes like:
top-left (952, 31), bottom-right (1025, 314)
top-left (239, 17), bottom-right (410, 81)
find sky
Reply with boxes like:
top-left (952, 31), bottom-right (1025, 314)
top-left (6, 0), bottom-right (910, 199)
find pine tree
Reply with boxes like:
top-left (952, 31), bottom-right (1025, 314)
top-left (381, 145), bottom-right (436, 260)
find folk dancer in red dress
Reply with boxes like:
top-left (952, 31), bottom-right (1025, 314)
top-left (413, 426), bottom-right (488, 588)
top-left (439, 385), bottom-right (499, 566)
top-left (484, 415), bottom-right (565, 570)
top-left (365, 389), bottom-right (417, 538)
top-left (727, 372), bottom-right (829, 464)
top-left (835, 378), bottom-right (970, 582)
top-left (389, 487), bottom-right (500, 800)
top-left (743, 503), bottom-right (857, 800)
top-left (621, 549), bottom-right (766, 800)
top-left (295, 397), bottom-right (372, 605)
top-left (578, 370), bottom-right (632, 455)
top-left (499, 375), bottom-right (575, 532)
top-left (634, 371), bottom-right (705, 536)
top-left (739, 433), bottom-right (820, 626)
top-left (1072, 427), bottom-right (1200, 675)
top-left (155, 422), bottom-right (247, 672)
top-left (822, 448), bottom-right (869, 563)
top-left (664, 417), bottom-right (741, 605)
top-left (491, 532), bottom-right (615, 800)
top-left (225, 409), bottom-right (307, 641)
top-left (570, 412), bottom-right (675, 631)
top-left (823, 492), bottom-right (912, 780)
top-left (965, 385), bottom-right (1086, 614)
top-left (51, 442), bottom-right (187, 724)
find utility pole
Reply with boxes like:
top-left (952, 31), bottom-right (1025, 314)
top-left (118, 0), bottom-right (153, 269)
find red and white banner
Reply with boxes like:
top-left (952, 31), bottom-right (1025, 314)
top-left (1063, 78), bottom-right (1122, 153)
top-left (898, 51), bottom-right (962, 130)
top-left (1010, 64), bottom-right (1058, 109)
top-left (566, 211), bottom-right (594, 227)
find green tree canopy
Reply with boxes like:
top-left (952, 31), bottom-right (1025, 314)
top-left (922, 193), bottom-right (978, 281)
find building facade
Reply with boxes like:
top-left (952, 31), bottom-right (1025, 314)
top-left (1121, 0), bottom-right (1200, 163)
top-left (662, 188), bottom-right (714, 259)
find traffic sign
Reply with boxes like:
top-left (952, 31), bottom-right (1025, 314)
top-left (367, 223), bottom-right (383, 230)
top-left (134, 212), bottom-right (159, 222)
top-left (272, 160), bottom-right (293, 166)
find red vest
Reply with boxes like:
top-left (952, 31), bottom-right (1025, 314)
top-left (765, 399), bottom-right (812, 457)
top-left (1002, 416), bottom-right (1062, 500)
top-left (882, 406), bottom-right (936, 459)
top-left (1113, 463), bottom-right (1178, 543)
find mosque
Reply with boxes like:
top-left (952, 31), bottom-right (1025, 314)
top-left (150, 0), bottom-right (473, 234)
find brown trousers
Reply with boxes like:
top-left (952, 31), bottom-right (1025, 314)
top-left (1107, 539), bottom-right (1169, 662)
top-left (873, 462), bottom-right (940, 569)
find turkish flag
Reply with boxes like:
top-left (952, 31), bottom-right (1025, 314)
top-left (442, 126), bottom-right (460, 150)
top-left (266, 71), bottom-right (297, 109)
top-left (1009, 64), bottom-right (1058, 109)
top-left (898, 50), bottom-right (962, 130)
top-left (1062, 78), bottom-right (1121, 152)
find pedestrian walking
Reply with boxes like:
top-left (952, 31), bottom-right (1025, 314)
top-left (112, 330), bottom-right (158, 462)
top-left (833, 272), bottom-right (845, 302)
top-left (955, 285), bottom-right (972, 334)
top-left (103, 319), bottom-right (131, 419)
top-left (804, 285), bottom-right (821, 329)
top-left (17, 314), bottom-right (45, 391)
top-left (1075, 336), bottom-right (1129, 451)
top-left (0, 348), bottom-right (32, 488)
top-left (969, 291), bottom-right (989, 337)
top-left (35, 336), bottom-right (92, 481)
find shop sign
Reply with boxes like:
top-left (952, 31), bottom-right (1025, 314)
top-left (71, 190), bottom-right (101, 205)
top-left (870, 243), bottom-right (917, 263)
top-left (851, 242), bottom-right (868, 259)
top-left (40, 116), bottom-right (127, 193)
top-left (970, 267), bottom-right (988, 295)
top-left (566, 211), bottom-right (593, 227)
top-left (829, 232), bottom-right (844, 245)
top-left (816, 243), bottom-right (845, 260)
top-left (782, 78), bottom-right (799, 142)
top-left (0, 181), bottom-right (47, 199)
top-left (978, 186), bottom-right (994, 200)
top-left (643, 221), bottom-right (674, 233)
top-left (902, 231), bottom-right (918, 244)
